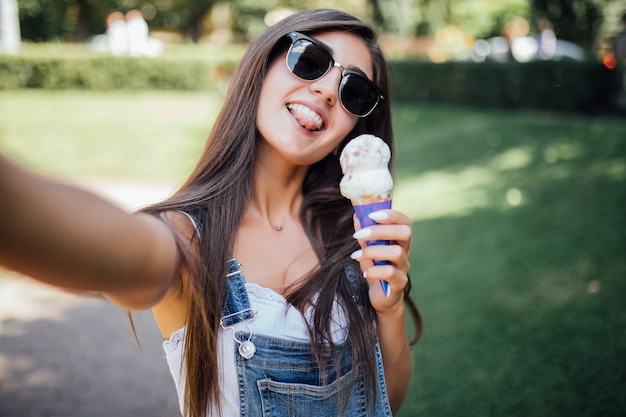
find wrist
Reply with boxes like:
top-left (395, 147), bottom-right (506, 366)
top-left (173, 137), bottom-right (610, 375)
top-left (375, 298), bottom-right (406, 322)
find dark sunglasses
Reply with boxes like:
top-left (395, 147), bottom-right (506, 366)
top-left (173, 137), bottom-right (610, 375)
top-left (285, 31), bottom-right (385, 118)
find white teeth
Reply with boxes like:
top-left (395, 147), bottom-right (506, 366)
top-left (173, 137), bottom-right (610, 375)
top-left (287, 103), bottom-right (323, 130)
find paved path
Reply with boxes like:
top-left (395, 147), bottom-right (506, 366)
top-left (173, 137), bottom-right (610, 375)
top-left (0, 181), bottom-right (181, 417)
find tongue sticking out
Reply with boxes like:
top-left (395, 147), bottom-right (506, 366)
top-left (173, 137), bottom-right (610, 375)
top-left (290, 108), bottom-right (321, 131)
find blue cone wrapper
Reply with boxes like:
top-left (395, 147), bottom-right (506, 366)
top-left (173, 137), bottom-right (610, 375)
top-left (353, 199), bottom-right (392, 297)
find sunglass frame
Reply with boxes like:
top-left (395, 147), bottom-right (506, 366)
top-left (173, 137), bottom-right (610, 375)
top-left (285, 31), bottom-right (385, 118)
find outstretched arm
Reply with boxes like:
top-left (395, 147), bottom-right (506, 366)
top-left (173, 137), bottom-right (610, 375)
top-left (0, 155), bottom-right (179, 310)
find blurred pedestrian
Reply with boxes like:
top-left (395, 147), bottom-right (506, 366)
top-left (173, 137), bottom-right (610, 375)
top-left (536, 18), bottom-right (556, 60)
top-left (125, 9), bottom-right (149, 56)
top-left (106, 10), bottom-right (127, 56)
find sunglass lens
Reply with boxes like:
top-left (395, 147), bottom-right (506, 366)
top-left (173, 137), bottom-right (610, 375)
top-left (339, 74), bottom-right (379, 116)
top-left (287, 39), bottom-right (330, 80)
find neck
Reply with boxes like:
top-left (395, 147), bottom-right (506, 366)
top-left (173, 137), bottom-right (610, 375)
top-left (248, 148), bottom-right (308, 232)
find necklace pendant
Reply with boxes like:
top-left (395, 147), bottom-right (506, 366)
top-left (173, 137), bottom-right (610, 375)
top-left (238, 340), bottom-right (256, 359)
top-left (275, 225), bottom-right (283, 231)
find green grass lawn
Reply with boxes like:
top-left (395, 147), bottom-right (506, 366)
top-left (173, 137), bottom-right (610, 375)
top-left (1, 91), bottom-right (625, 416)
top-left (392, 105), bottom-right (626, 416)
top-left (0, 90), bottom-right (222, 182)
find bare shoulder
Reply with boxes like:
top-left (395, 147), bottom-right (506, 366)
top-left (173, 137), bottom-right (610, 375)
top-left (159, 210), bottom-right (202, 242)
top-left (151, 210), bottom-right (198, 338)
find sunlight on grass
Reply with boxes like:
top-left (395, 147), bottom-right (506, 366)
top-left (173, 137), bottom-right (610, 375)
top-left (589, 158), bottom-right (626, 181)
top-left (488, 146), bottom-right (533, 171)
top-left (542, 140), bottom-right (585, 164)
top-left (395, 166), bottom-right (491, 219)
top-left (395, 146), bottom-right (533, 220)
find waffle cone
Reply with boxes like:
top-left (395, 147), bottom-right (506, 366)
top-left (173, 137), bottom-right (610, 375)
top-left (350, 192), bottom-right (392, 206)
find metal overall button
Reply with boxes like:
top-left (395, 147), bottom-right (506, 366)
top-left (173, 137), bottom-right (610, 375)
top-left (238, 340), bottom-right (256, 359)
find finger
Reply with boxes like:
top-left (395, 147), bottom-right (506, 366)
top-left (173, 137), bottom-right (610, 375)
top-left (364, 265), bottom-right (408, 306)
top-left (352, 224), bottom-right (412, 253)
top-left (353, 209), bottom-right (411, 246)
top-left (351, 244), bottom-right (410, 275)
top-left (356, 245), bottom-right (410, 273)
top-left (367, 209), bottom-right (410, 226)
top-left (350, 248), bottom-right (374, 274)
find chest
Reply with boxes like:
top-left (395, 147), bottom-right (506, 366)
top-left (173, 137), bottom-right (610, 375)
top-left (233, 223), bottom-right (319, 294)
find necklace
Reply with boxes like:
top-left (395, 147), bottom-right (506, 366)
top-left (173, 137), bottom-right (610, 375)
top-left (274, 224), bottom-right (283, 231)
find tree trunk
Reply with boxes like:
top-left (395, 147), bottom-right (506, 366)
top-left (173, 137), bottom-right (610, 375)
top-left (186, 8), bottom-right (210, 43)
top-left (368, 0), bottom-right (385, 28)
top-left (72, 0), bottom-right (92, 42)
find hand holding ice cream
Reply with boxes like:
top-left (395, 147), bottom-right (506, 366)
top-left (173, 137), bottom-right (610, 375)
top-left (339, 134), bottom-right (393, 297)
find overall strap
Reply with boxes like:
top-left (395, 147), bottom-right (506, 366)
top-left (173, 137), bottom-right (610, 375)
top-left (221, 258), bottom-right (255, 326)
top-left (220, 258), bottom-right (257, 359)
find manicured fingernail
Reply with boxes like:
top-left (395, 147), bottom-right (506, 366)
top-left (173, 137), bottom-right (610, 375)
top-left (353, 229), bottom-right (372, 239)
top-left (363, 270), bottom-right (368, 279)
top-left (350, 249), bottom-right (363, 260)
top-left (369, 211), bottom-right (388, 221)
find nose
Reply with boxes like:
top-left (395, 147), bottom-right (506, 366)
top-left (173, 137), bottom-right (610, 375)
top-left (309, 65), bottom-right (343, 106)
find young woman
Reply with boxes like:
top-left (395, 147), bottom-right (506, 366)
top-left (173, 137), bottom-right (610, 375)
top-left (0, 8), bottom-right (421, 417)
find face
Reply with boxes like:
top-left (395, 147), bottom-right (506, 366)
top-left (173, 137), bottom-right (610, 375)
top-left (256, 31), bottom-right (375, 167)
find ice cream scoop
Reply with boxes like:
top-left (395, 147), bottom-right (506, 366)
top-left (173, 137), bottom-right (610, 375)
top-left (339, 134), bottom-right (393, 297)
top-left (339, 134), bottom-right (393, 204)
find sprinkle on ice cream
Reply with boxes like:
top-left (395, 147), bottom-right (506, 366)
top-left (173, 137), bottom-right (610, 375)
top-left (339, 134), bottom-right (394, 204)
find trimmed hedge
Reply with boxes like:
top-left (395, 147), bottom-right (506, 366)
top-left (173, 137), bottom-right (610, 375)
top-left (0, 55), bottom-right (237, 91)
top-left (0, 54), bottom-right (621, 113)
top-left (388, 59), bottom-right (623, 113)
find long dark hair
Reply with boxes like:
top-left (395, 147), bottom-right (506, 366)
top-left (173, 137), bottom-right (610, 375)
top-left (143, 9), bottom-right (421, 417)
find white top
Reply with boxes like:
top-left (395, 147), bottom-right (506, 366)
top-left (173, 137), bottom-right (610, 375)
top-left (162, 283), bottom-right (348, 417)
top-left (126, 16), bottom-right (149, 56)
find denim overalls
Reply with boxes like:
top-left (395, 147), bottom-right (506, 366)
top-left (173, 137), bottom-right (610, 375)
top-left (222, 258), bottom-right (393, 417)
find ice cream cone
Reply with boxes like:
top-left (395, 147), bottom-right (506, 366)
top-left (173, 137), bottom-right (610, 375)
top-left (339, 134), bottom-right (394, 297)
top-left (353, 199), bottom-right (393, 297)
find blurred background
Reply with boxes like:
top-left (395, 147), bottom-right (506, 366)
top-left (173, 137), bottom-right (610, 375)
top-left (1, 1), bottom-right (626, 417)
top-left (2, 0), bottom-right (626, 61)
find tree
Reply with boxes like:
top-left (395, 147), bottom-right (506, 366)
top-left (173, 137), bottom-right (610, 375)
top-left (367, 0), bottom-right (385, 28)
top-left (17, 0), bottom-right (218, 42)
top-left (147, 0), bottom-right (218, 42)
top-left (530, 0), bottom-right (603, 49)
top-left (14, 0), bottom-right (622, 49)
